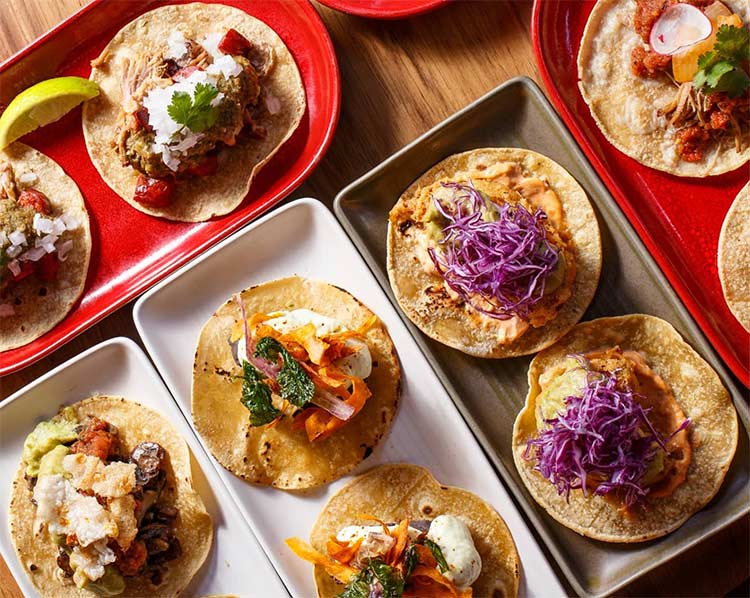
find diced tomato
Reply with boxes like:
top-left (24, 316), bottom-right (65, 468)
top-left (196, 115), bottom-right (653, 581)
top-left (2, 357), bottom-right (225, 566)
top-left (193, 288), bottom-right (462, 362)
top-left (186, 154), bottom-right (218, 177)
top-left (218, 28), bottom-right (252, 56)
top-left (71, 417), bottom-right (117, 461)
top-left (37, 253), bottom-right (59, 282)
top-left (18, 188), bottom-right (51, 215)
top-left (173, 65), bottom-right (201, 81)
top-left (133, 175), bottom-right (175, 208)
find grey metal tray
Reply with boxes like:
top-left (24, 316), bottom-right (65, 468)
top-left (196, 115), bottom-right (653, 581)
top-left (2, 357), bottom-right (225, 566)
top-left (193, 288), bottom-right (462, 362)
top-left (333, 77), bottom-right (750, 598)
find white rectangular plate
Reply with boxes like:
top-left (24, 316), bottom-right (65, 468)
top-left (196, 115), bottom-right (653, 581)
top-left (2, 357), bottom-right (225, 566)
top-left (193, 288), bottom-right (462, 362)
top-left (0, 337), bottom-right (287, 598)
top-left (134, 198), bottom-right (566, 597)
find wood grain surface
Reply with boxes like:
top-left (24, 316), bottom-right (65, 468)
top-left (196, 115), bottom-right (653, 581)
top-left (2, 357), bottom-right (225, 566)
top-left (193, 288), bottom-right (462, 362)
top-left (0, 1), bottom-right (748, 597)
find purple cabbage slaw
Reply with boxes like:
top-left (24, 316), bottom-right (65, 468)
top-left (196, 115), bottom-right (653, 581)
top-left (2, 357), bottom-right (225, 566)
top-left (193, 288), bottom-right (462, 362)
top-left (524, 363), bottom-right (691, 507)
top-left (427, 181), bottom-right (560, 320)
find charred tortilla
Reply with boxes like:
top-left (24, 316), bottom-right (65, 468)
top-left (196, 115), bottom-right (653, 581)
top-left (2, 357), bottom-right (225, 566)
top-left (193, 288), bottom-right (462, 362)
top-left (512, 314), bottom-right (738, 542)
top-left (192, 277), bottom-right (401, 489)
top-left (577, 0), bottom-right (750, 177)
top-left (310, 464), bottom-right (520, 598)
top-left (82, 3), bottom-right (306, 221)
top-left (718, 182), bottom-right (750, 332)
top-left (8, 396), bottom-right (213, 597)
top-left (0, 142), bottom-right (91, 351)
top-left (387, 147), bottom-right (601, 358)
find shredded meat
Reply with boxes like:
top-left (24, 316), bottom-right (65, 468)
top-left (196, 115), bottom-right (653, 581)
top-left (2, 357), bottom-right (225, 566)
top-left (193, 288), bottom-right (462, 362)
top-left (70, 417), bottom-right (119, 461)
top-left (0, 161), bottom-right (17, 201)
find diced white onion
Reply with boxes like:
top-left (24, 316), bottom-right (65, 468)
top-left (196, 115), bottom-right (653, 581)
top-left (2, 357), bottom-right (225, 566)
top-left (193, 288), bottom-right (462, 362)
top-left (39, 234), bottom-right (58, 254)
top-left (166, 31), bottom-right (188, 60)
top-left (61, 213), bottom-right (79, 230)
top-left (199, 33), bottom-right (223, 61)
top-left (23, 246), bottom-right (46, 262)
top-left (6, 244), bottom-right (21, 258)
top-left (17, 171), bottom-right (38, 186)
top-left (9, 230), bottom-right (26, 246)
top-left (57, 239), bottom-right (74, 262)
top-left (0, 303), bottom-right (15, 317)
top-left (265, 92), bottom-right (281, 115)
top-left (7, 260), bottom-right (20, 276)
top-left (0, 231), bottom-right (7, 245)
top-left (33, 214), bottom-right (56, 235)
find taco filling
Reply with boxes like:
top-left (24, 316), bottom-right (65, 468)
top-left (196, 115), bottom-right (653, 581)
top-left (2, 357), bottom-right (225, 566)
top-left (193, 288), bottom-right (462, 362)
top-left (106, 27), bottom-right (275, 208)
top-left (524, 348), bottom-right (692, 508)
top-left (22, 407), bottom-right (183, 594)
top-left (630, 0), bottom-right (749, 163)
top-left (0, 160), bottom-right (80, 314)
top-left (392, 171), bottom-right (576, 345)
top-left (228, 299), bottom-right (378, 443)
top-left (287, 514), bottom-right (482, 597)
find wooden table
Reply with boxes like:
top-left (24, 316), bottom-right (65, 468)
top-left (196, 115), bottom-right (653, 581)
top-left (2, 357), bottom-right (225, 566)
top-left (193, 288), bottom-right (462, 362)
top-left (1, 1), bottom-right (748, 596)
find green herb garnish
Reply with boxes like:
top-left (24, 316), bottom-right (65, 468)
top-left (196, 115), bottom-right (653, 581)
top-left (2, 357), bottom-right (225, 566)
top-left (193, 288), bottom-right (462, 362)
top-left (694, 25), bottom-right (750, 98)
top-left (255, 337), bottom-right (314, 407)
top-left (166, 82), bottom-right (220, 133)
top-left (240, 361), bottom-right (281, 426)
top-left (424, 539), bottom-right (449, 574)
top-left (403, 544), bottom-right (418, 580)
top-left (339, 559), bottom-right (405, 598)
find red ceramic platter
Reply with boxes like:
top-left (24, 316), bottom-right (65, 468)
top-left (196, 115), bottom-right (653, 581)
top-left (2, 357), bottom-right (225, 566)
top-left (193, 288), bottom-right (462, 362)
top-left (0, 0), bottom-right (340, 375)
top-left (316, 0), bottom-right (448, 19)
top-left (532, 0), bottom-right (749, 386)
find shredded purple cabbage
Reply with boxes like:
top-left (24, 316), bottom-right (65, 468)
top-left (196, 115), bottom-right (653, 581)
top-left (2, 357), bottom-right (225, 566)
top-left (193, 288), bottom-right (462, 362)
top-left (427, 181), bottom-right (559, 320)
top-left (524, 366), bottom-right (691, 507)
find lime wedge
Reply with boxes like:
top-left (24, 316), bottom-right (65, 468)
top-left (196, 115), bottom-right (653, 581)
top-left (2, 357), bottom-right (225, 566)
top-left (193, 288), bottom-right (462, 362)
top-left (0, 76), bottom-right (100, 150)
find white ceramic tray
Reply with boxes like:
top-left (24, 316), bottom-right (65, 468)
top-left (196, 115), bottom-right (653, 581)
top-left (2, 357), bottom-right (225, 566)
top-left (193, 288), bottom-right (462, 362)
top-left (133, 198), bottom-right (566, 597)
top-left (0, 337), bottom-right (288, 598)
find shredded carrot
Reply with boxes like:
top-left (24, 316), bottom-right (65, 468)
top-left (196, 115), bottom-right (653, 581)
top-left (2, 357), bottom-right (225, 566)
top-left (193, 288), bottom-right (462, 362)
top-left (388, 518), bottom-right (410, 566)
top-left (326, 536), bottom-right (363, 565)
top-left (281, 323), bottom-right (329, 365)
top-left (404, 566), bottom-right (472, 597)
top-left (285, 538), bottom-right (357, 583)
top-left (413, 543), bottom-right (437, 568)
top-left (356, 514), bottom-right (392, 537)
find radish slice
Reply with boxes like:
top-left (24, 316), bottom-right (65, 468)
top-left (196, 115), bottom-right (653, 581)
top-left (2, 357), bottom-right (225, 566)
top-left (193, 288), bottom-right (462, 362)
top-left (650, 4), bottom-right (713, 56)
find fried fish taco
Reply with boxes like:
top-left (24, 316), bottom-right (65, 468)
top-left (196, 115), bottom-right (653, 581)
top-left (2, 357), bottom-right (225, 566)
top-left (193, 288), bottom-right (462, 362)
top-left (192, 277), bottom-right (401, 489)
top-left (387, 147), bottom-right (601, 358)
top-left (286, 463), bottom-right (520, 598)
top-left (718, 182), bottom-right (749, 331)
top-left (83, 3), bottom-right (306, 221)
top-left (578, 0), bottom-right (750, 177)
top-left (9, 396), bottom-right (213, 597)
top-left (512, 314), bottom-right (738, 542)
top-left (1, 142), bottom-right (91, 351)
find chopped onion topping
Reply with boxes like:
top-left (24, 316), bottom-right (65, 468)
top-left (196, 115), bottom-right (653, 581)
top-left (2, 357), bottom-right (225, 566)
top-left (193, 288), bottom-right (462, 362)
top-left (311, 389), bottom-right (355, 421)
top-left (427, 181), bottom-right (560, 320)
top-left (0, 231), bottom-right (7, 246)
top-left (17, 171), bottom-right (38, 186)
top-left (650, 3), bottom-right (712, 56)
top-left (166, 31), bottom-right (188, 60)
top-left (265, 92), bottom-right (282, 115)
top-left (0, 303), bottom-right (15, 317)
top-left (6, 244), bottom-right (21, 258)
top-left (524, 362), bottom-right (690, 507)
top-left (9, 230), bottom-right (26, 246)
top-left (7, 260), bottom-right (21, 277)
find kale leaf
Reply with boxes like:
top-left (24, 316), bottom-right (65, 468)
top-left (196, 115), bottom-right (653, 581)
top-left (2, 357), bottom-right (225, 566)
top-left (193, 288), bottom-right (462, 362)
top-left (694, 25), bottom-right (750, 98)
top-left (403, 544), bottom-right (418, 580)
top-left (167, 82), bottom-right (220, 132)
top-left (254, 337), bottom-right (314, 407)
top-left (240, 361), bottom-right (280, 426)
top-left (424, 539), bottom-right (449, 574)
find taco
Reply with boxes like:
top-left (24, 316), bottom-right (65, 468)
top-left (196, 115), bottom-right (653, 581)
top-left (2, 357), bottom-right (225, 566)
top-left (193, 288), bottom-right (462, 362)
top-left (286, 463), bottom-right (520, 598)
top-left (8, 396), bottom-right (213, 597)
top-left (578, 0), bottom-right (749, 177)
top-left (192, 277), bottom-right (401, 489)
top-left (82, 3), bottom-right (306, 221)
top-left (718, 182), bottom-right (750, 331)
top-left (512, 314), bottom-right (738, 542)
top-left (1, 142), bottom-right (91, 351)
top-left (387, 147), bottom-right (601, 358)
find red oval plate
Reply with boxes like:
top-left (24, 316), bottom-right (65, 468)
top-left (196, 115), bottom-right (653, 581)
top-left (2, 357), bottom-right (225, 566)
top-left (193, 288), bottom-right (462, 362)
top-left (317, 0), bottom-right (448, 19)
top-left (532, 0), bottom-right (748, 386)
top-left (0, 0), bottom-right (340, 376)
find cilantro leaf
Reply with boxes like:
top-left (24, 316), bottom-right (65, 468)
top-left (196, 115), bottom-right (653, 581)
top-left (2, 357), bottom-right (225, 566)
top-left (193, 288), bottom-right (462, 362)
top-left (424, 539), bottom-right (449, 574)
top-left (715, 24), bottom-right (750, 63)
top-left (403, 544), bottom-right (418, 580)
top-left (693, 25), bottom-right (750, 98)
top-left (240, 361), bottom-right (280, 426)
top-left (339, 560), bottom-right (404, 598)
top-left (166, 82), bottom-right (220, 133)
top-left (255, 337), bottom-right (314, 407)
